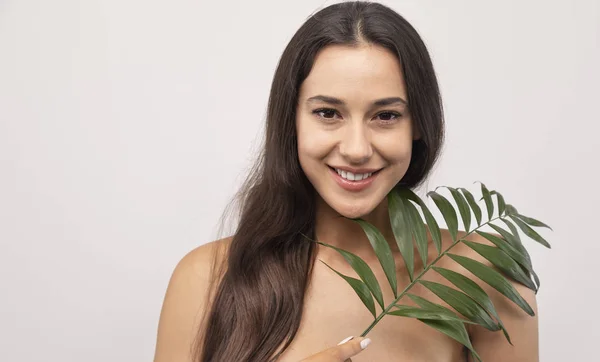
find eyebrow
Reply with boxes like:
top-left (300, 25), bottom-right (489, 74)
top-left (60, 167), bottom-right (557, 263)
top-left (306, 95), bottom-right (408, 107)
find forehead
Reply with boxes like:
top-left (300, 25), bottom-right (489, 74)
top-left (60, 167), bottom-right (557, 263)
top-left (298, 44), bottom-right (407, 102)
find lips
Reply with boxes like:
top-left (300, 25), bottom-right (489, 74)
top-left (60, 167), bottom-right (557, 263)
top-left (334, 168), bottom-right (373, 181)
top-left (328, 166), bottom-right (381, 192)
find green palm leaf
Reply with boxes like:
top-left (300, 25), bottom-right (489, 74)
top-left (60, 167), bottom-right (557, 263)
top-left (389, 305), bottom-right (471, 324)
top-left (501, 218), bottom-right (523, 243)
top-left (475, 231), bottom-right (536, 276)
top-left (427, 191), bottom-right (459, 241)
top-left (419, 280), bottom-right (500, 331)
top-left (408, 293), bottom-right (462, 313)
top-left (403, 197), bottom-right (429, 267)
top-left (505, 204), bottom-right (519, 216)
top-left (478, 182), bottom-right (494, 220)
top-left (406, 294), bottom-right (482, 361)
top-left (514, 213), bottom-right (552, 230)
top-left (461, 240), bottom-right (537, 291)
top-left (320, 260), bottom-right (377, 318)
top-left (355, 219), bottom-right (399, 297)
top-left (509, 215), bottom-right (551, 248)
top-left (398, 188), bottom-right (442, 254)
top-left (314, 240), bottom-right (385, 310)
top-left (388, 190), bottom-right (414, 281)
top-left (490, 190), bottom-right (506, 217)
top-left (459, 188), bottom-right (482, 226)
top-left (313, 183), bottom-right (550, 361)
top-left (448, 187), bottom-right (472, 232)
top-left (489, 223), bottom-right (540, 289)
top-left (419, 319), bottom-right (482, 362)
top-left (488, 223), bottom-right (527, 253)
top-left (448, 253), bottom-right (535, 316)
top-left (433, 267), bottom-right (512, 344)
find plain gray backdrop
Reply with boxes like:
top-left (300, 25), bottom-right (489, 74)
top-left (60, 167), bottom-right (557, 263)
top-left (1, 0), bottom-right (598, 361)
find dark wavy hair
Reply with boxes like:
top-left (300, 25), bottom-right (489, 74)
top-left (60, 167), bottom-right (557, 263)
top-left (194, 1), bottom-right (445, 361)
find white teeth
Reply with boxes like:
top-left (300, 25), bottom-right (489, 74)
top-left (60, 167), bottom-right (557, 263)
top-left (335, 168), bottom-right (373, 181)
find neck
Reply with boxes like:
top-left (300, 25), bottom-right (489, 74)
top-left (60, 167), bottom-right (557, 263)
top-left (313, 195), bottom-right (400, 266)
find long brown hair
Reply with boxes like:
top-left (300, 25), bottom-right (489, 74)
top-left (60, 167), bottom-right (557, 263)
top-left (194, 1), bottom-right (445, 361)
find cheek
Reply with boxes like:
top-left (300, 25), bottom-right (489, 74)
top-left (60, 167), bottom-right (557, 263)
top-left (375, 128), bottom-right (414, 164)
top-left (296, 118), bottom-right (334, 161)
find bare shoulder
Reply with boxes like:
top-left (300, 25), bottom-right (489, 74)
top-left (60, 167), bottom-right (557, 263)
top-left (436, 229), bottom-right (539, 361)
top-left (153, 236), bottom-right (232, 362)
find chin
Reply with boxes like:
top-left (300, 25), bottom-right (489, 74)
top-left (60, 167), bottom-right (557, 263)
top-left (328, 197), bottom-right (382, 220)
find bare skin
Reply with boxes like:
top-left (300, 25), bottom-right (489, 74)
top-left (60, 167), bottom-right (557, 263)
top-left (277, 229), bottom-right (538, 361)
top-left (154, 228), bottom-right (538, 362)
top-left (154, 43), bottom-right (538, 361)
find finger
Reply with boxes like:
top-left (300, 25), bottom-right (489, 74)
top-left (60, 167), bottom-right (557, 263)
top-left (330, 336), bottom-right (371, 360)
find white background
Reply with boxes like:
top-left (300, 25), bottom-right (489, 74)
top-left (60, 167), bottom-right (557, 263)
top-left (1, 0), bottom-right (598, 361)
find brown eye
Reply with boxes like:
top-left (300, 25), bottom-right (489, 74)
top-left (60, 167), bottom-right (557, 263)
top-left (312, 108), bottom-right (340, 121)
top-left (377, 111), bottom-right (402, 124)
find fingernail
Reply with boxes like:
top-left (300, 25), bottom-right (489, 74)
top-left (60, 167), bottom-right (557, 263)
top-left (337, 336), bottom-right (354, 345)
top-left (360, 338), bottom-right (371, 349)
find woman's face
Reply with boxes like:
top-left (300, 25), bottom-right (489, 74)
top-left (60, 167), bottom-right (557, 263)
top-left (296, 43), bottom-right (418, 219)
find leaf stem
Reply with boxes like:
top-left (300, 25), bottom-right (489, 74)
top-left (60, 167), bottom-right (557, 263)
top-left (359, 215), bottom-right (504, 337)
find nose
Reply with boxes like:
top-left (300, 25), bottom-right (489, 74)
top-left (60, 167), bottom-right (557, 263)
top-left (338, 122), bottom-right (373, 164)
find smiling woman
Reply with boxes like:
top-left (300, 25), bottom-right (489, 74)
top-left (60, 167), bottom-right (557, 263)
top-left (296, 44), bottom-right (420, 219)
top-left (153, 1), bottom-right (537, 362)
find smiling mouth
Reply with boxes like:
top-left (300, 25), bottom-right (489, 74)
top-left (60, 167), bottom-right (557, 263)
top-left (328, 166), bottom-right (383, 182)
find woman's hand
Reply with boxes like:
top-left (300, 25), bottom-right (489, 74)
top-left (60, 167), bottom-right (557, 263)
top-left (300, 336), bottom-right (371, 362)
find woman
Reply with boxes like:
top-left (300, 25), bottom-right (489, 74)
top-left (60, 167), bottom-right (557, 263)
top-left (153, 1), bottom-right (538, 361)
